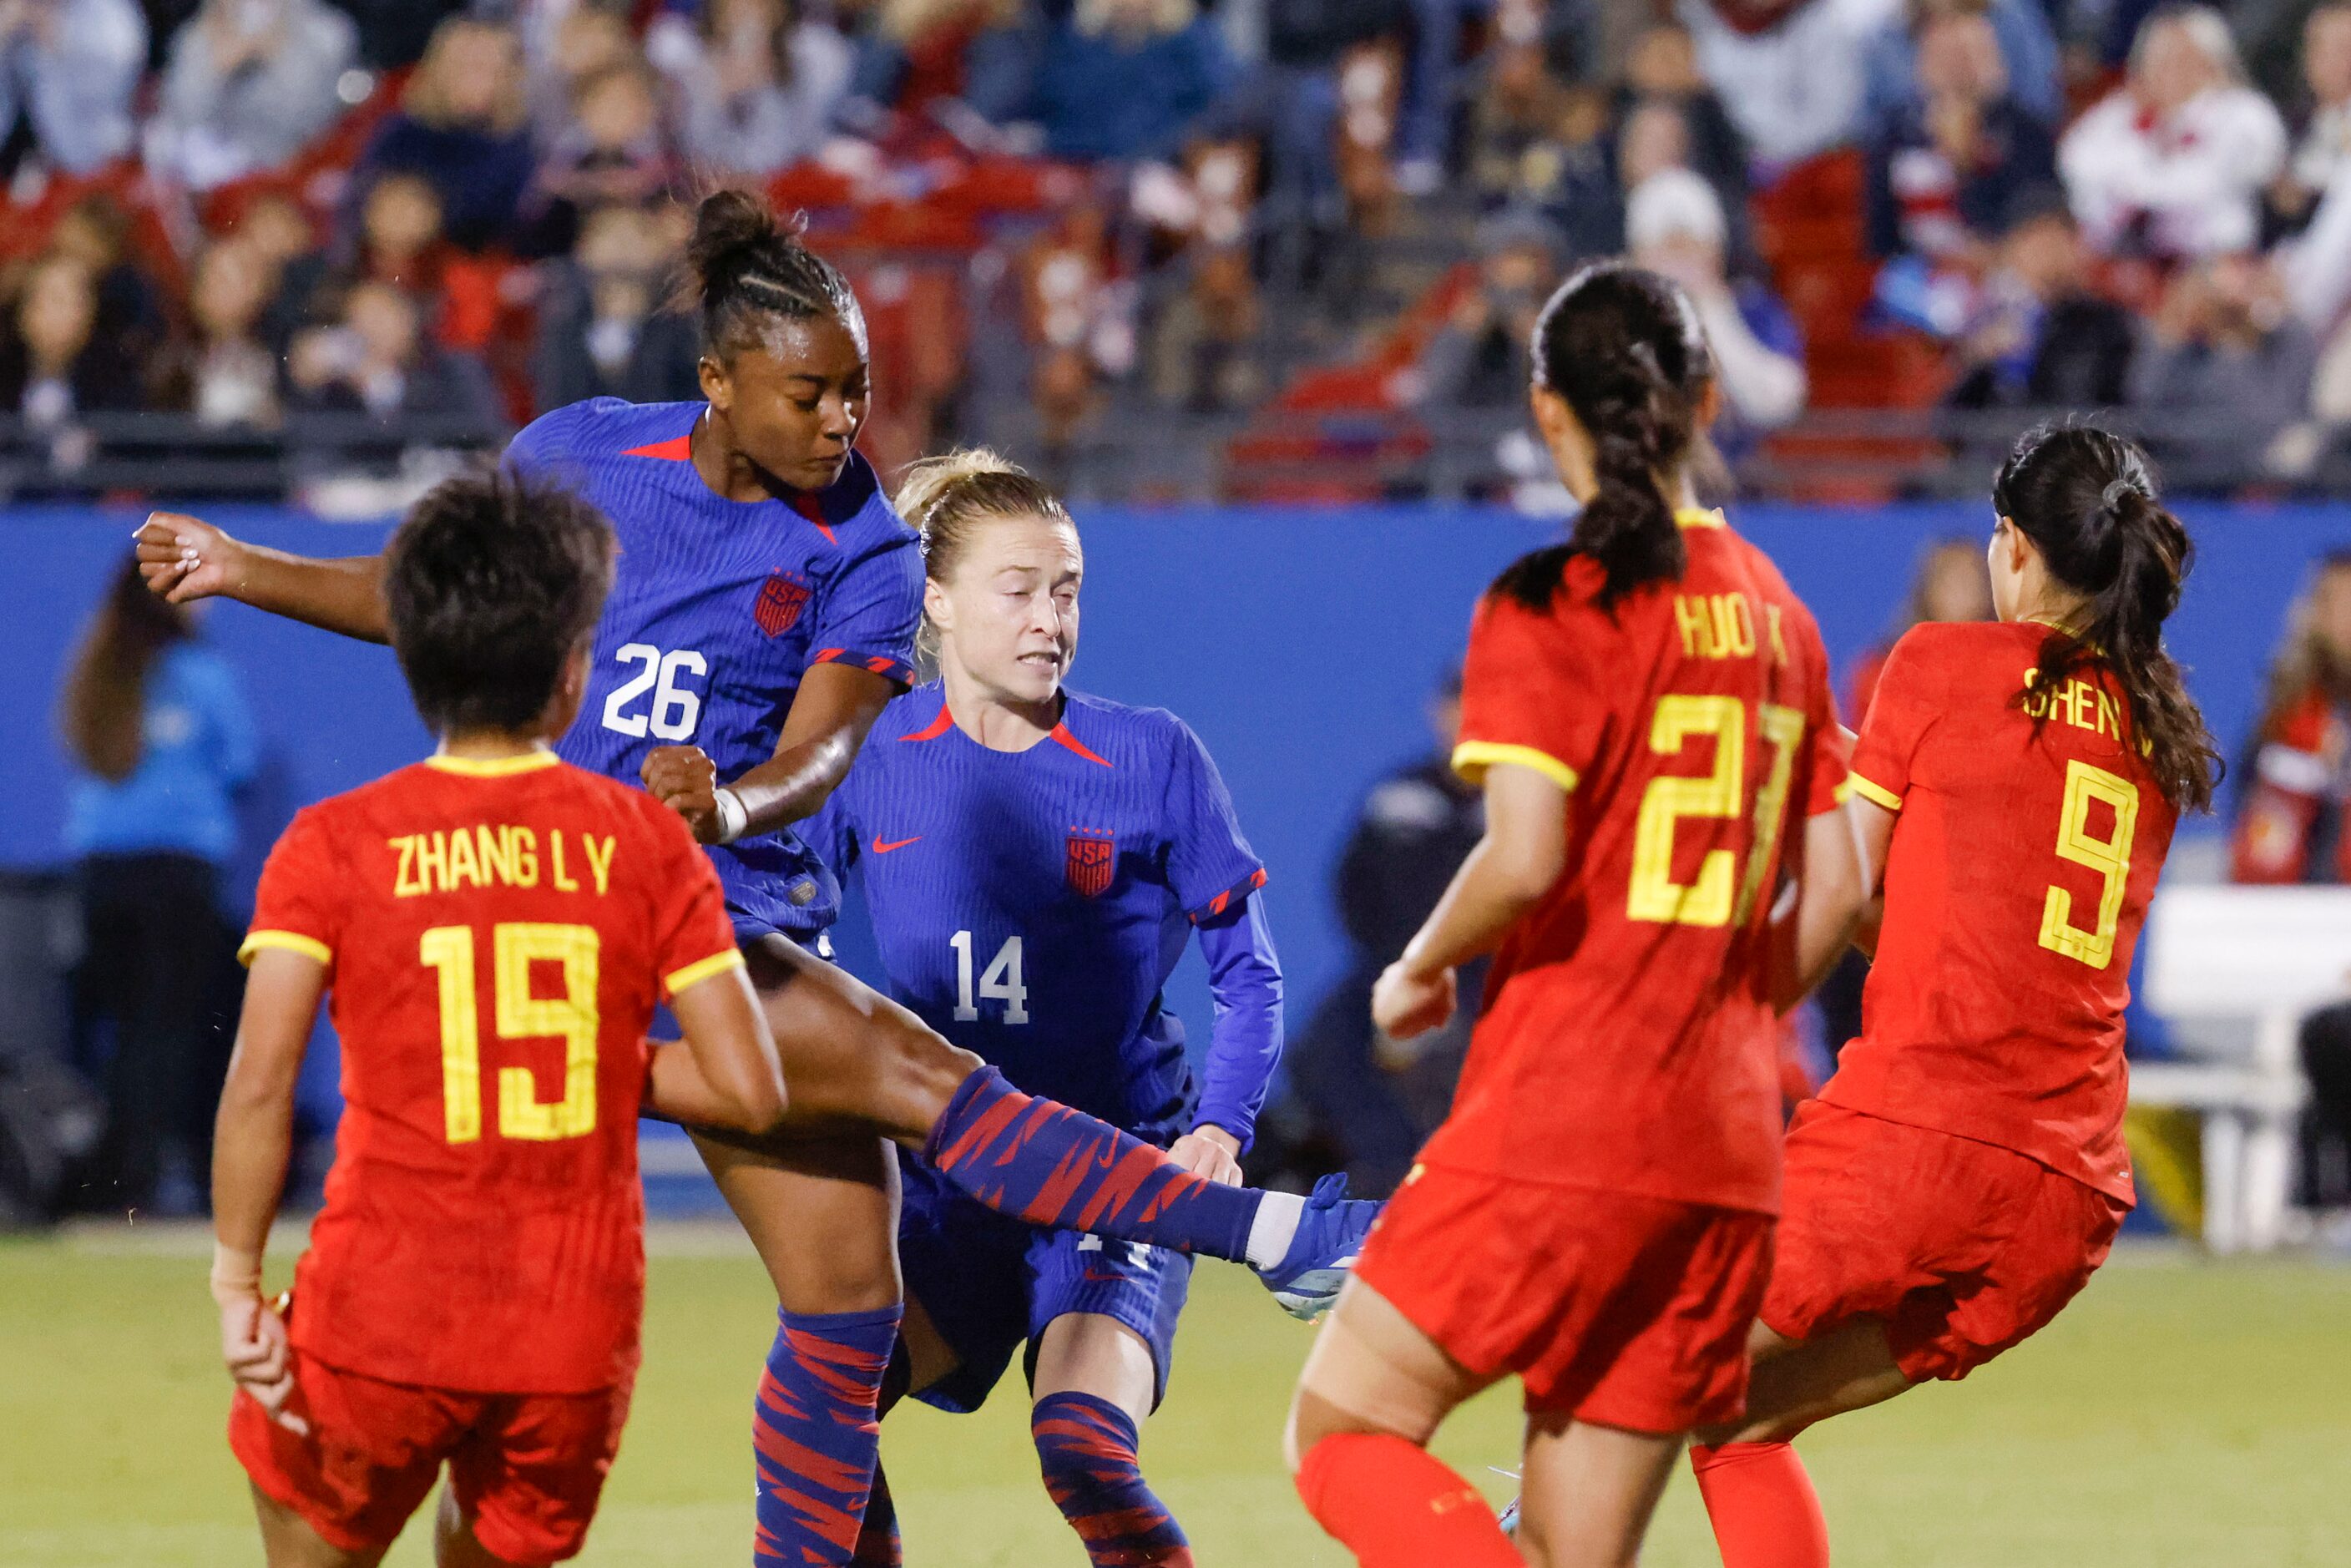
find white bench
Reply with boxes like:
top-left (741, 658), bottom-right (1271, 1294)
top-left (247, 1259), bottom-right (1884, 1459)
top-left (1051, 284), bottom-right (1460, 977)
top-left (2137, 885), bottom-right (2343, 1252)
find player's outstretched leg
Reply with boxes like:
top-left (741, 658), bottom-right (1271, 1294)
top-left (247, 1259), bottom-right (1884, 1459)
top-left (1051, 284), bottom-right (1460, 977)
top-left (736, 935), bottom-right (1378, 1319)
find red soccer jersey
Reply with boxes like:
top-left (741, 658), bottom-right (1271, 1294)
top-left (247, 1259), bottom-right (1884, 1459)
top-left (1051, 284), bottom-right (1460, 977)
top-left (241, 751), bottom-right (741, 1394)
top-left (1830, 621), bottom-right (2181, 1202)
top-left (1420, 511), bottom-right (1848, 1214)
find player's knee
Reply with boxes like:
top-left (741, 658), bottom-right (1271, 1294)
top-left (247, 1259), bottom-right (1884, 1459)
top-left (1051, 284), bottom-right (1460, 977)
top-left (870, 1009), bottom-right (984, 1137)
top-left (1030, 1393), bottom-right (1145, 1500)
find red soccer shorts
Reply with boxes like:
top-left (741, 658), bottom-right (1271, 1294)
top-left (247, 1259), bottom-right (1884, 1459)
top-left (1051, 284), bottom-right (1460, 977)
top-left (229, 1348), bottom-right (632, 1563)
top-left (1762, 1101), bottom-right (2128, 1383)
top-left (1354, 1162), bottom-right (1774, 1434)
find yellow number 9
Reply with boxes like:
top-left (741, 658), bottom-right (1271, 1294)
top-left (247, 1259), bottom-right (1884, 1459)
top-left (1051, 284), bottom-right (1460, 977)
top-left (2040, 761), bottom-right (2139, 970)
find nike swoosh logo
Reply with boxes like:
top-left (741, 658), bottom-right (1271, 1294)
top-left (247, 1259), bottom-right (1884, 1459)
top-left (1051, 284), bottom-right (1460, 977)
top-left (871, 837), bottom-right (922, 853)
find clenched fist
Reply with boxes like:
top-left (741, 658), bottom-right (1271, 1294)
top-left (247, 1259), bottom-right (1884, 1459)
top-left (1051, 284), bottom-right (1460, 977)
top-left (643, 746), bottom-right (723, 842)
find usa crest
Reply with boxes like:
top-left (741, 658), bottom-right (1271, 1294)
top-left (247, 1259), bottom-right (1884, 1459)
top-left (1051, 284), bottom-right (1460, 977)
top-left (754, 571), bottom-right (811, 637)
top-left (1065, 831), bottom-right (1115, 898)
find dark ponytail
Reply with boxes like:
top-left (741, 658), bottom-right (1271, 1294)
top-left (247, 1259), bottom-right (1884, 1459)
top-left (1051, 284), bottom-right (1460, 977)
top-left (1992, 423), bottom-right (2222, 813)
top-left (1494, 262), bottom-right (1714, 612)
top-left (680, 189), bottom-right (860, 361)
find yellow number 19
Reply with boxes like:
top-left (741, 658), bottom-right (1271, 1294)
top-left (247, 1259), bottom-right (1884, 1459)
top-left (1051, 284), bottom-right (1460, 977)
top-left (421, 922), bottom-right (602, 1145)
top-left (2039, 761), bottom-right (2139, 970)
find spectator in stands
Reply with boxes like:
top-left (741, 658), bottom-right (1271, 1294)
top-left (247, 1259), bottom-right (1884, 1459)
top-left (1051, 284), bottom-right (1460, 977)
top-left (222, 188), bottom-right (326, 355)
top-left (148, 0), bottom-right (359, 190)
top-left (522, 3), bottom-right (635, 146)
top-left (645, 0), bottom-right (852, 177)
top-left (351, 16), bottom-right (533, 253)
top-left (286, 277), bottom-right (497, 423)
top-left (2234, 549), bottom-right (2351, 884)
top-left (1864, 6), bottom-right (2056, 271)
top-left (153, 239), bottom-right (281, 427)
top-left (1010, 0), bottom-right (1236, 164)
top-left (840, 0), bottom-right (1029, 132)
top-left (45, 192), bottom-right (166, 376)
top-left (1288, 665), bottom-right (1483, 1196)
top-left (338, 171), bottom-right (503, 354)
top-left (1413, 209), bottom-right (1561, 409)
top-left (0, 256), bottom-right (149, 427)
top-left (1858, 0), bottom-right (2061, 132)
top-left (2060, 4), bottom-right (2288, 260)
top-left (1625, 168), bottom-right (1809, 435)
top-left (522, 58), bottom-right (680, 256)
top-left (533, 203), bottom-right (701, 409)
top-left (1461, 33), bottom-right (1580, 211)
top-left (0, 0), bottom-right (145, 176)
top-left (1680, 0), bottom-right (1896, 168)
top-left (1236, 0), bottom-right (1413, 280)
top-left (1145, 242), bottom-right (1263, 412)
top-left (1617, 21), bottom-right (1752, 222)
top-left (2128, 251), bottom-right (2322, 477)
top-left (2269, 0), bottom-right (2351, 239)
top-left (1945, 189), bottom-right (2137, 408)
top-left (56, 554), bottom-right (256, 1215)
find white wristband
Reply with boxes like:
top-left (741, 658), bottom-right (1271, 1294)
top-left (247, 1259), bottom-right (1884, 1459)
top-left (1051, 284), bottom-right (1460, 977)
top-left (712, 787), bottom-right (749, 845)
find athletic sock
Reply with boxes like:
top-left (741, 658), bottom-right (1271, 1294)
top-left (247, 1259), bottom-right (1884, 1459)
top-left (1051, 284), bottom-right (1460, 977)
top-left (1690, 1441), bottom-right (1831, 1568)
top-left (924, 1067), bottom-right (1258, 1263)
top-left (1294, 1431), bottom-right (1521, 1567)
top-left (752, 1304), bottom-right (900, 1567)
top-left (847, 1460), bottom-right (902, 1567)
top-left (1032, 1392), bottom-right (1194, 1567)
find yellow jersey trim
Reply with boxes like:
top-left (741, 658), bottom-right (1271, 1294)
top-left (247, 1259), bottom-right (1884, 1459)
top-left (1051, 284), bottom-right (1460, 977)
top-left (1832, 775), bottom-right (1858, 806)
top-left (1673, 507), bottom-right (1727, 530)
top-left (240, 930), bottom-right (331, 967)
top-left (1848, 774), bottom-right (1904, 812)
top-left (1453, 741), bottom-right (1580, 792)
top-left (665, 948), bottom-right (747, 996)
top-left (424, 751), bottom-right (562, 778)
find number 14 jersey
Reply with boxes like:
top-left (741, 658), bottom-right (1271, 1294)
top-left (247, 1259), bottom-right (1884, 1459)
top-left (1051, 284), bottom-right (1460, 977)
top-left (1425, 511), bottom-right (1846, 1215)
top-left (240, 752), bottom-right (741, 1393)
top-left (1832, 621), bottom-right (2177, 1204)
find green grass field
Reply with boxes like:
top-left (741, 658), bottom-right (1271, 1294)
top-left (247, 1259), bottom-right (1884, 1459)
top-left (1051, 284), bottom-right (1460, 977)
top-left (3, 1226), bottom-right (2343, 1566)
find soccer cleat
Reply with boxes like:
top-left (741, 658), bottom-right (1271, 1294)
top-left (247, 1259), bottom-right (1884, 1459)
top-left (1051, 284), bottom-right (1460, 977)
top-left (1254, 1174), bottom-right (1380, 1320)
top-left (1491, 1469), bottom-right (1521, 1537)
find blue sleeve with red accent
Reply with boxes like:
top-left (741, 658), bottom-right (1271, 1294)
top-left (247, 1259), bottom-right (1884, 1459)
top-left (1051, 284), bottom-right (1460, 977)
top-left (501, 397), bottom-right (606, 481)
top-left (1161, 717), bottom-right (1267, 922)
top-left (1191, 894), bottom-right (1282, 1151)
top-left (808, 532), bottom-right (922, 688)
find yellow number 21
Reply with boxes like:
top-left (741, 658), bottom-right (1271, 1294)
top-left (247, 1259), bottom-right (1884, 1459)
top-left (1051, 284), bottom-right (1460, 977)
top-left (420, 922), bottom-right (601, 1144)
top-left (1628, 696), bottom-right (1803, 928)
top-left (2039, 761), bottom-right (2139, 970)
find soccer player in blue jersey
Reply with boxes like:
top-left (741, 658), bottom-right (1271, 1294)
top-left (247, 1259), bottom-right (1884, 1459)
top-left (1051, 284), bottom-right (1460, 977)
top-left (804, 450), bottom-right (1299, 1567)
top-left (135, 189), bottom-right (1373, 1568)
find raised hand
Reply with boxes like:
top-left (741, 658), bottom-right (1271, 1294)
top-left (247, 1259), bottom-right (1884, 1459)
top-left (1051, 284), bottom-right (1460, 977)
top-left (135, 512), bottom-right (245, 604)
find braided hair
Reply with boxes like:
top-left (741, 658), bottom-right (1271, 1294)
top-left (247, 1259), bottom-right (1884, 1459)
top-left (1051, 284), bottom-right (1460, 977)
top-left (681, 189), bottom-right (861, 361)
top-left (1494, 262), bottom-right (1715, 612)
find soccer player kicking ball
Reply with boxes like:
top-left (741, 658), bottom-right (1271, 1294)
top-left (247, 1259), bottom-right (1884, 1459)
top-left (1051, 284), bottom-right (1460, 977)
top-left (210, 474), bottom-right (791, 1568)
top-left (1686, 425), bottom-right (2219, 1568)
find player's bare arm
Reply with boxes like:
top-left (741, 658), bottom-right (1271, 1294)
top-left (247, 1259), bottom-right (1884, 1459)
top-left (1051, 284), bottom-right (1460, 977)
top-left (642, 662), bottom-right (896, 843)
top-left (1373, 761), bottom-right (1568, 1042)
top-left (1846, 796), bottom-right (1898, 959)
top-left (1771, 800), bottom-right (1869, 1013)
top-left (647, 964), bottom-right (791, 1134)
top-left (135, 512), bottom-right (391, 643)
top-left (210, 947), bottom-right (327, 1433)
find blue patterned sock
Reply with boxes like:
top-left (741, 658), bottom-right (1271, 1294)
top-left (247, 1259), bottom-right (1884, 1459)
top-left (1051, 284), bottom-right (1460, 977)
top-left (752, 1304), bottom-right (899, 1566)
top-left (923, 1066), bottom-right (1256, 1262)
top-left (1032, 1392), bottom-right (1193, 1565)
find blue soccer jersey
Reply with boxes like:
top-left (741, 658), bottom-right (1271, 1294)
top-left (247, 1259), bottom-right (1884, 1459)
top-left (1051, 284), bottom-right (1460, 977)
top-left (809, 685), bottom-right (1282, 1146)
top-left (506, 398), bottom-right (921, 940)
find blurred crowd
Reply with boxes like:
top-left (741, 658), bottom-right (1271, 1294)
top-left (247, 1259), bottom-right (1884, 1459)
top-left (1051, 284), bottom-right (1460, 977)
top-left (0, 0), bottom-right (2345, 495)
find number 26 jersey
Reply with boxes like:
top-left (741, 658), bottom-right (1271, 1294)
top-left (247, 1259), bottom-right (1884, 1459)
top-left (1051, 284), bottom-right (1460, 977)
top-left (1830, 620), bottom-right (2177, 1204)
top-left (1424, 511), bottom-right (1846, 1216)
top-left (507, 398), bottom-right (923, 942)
